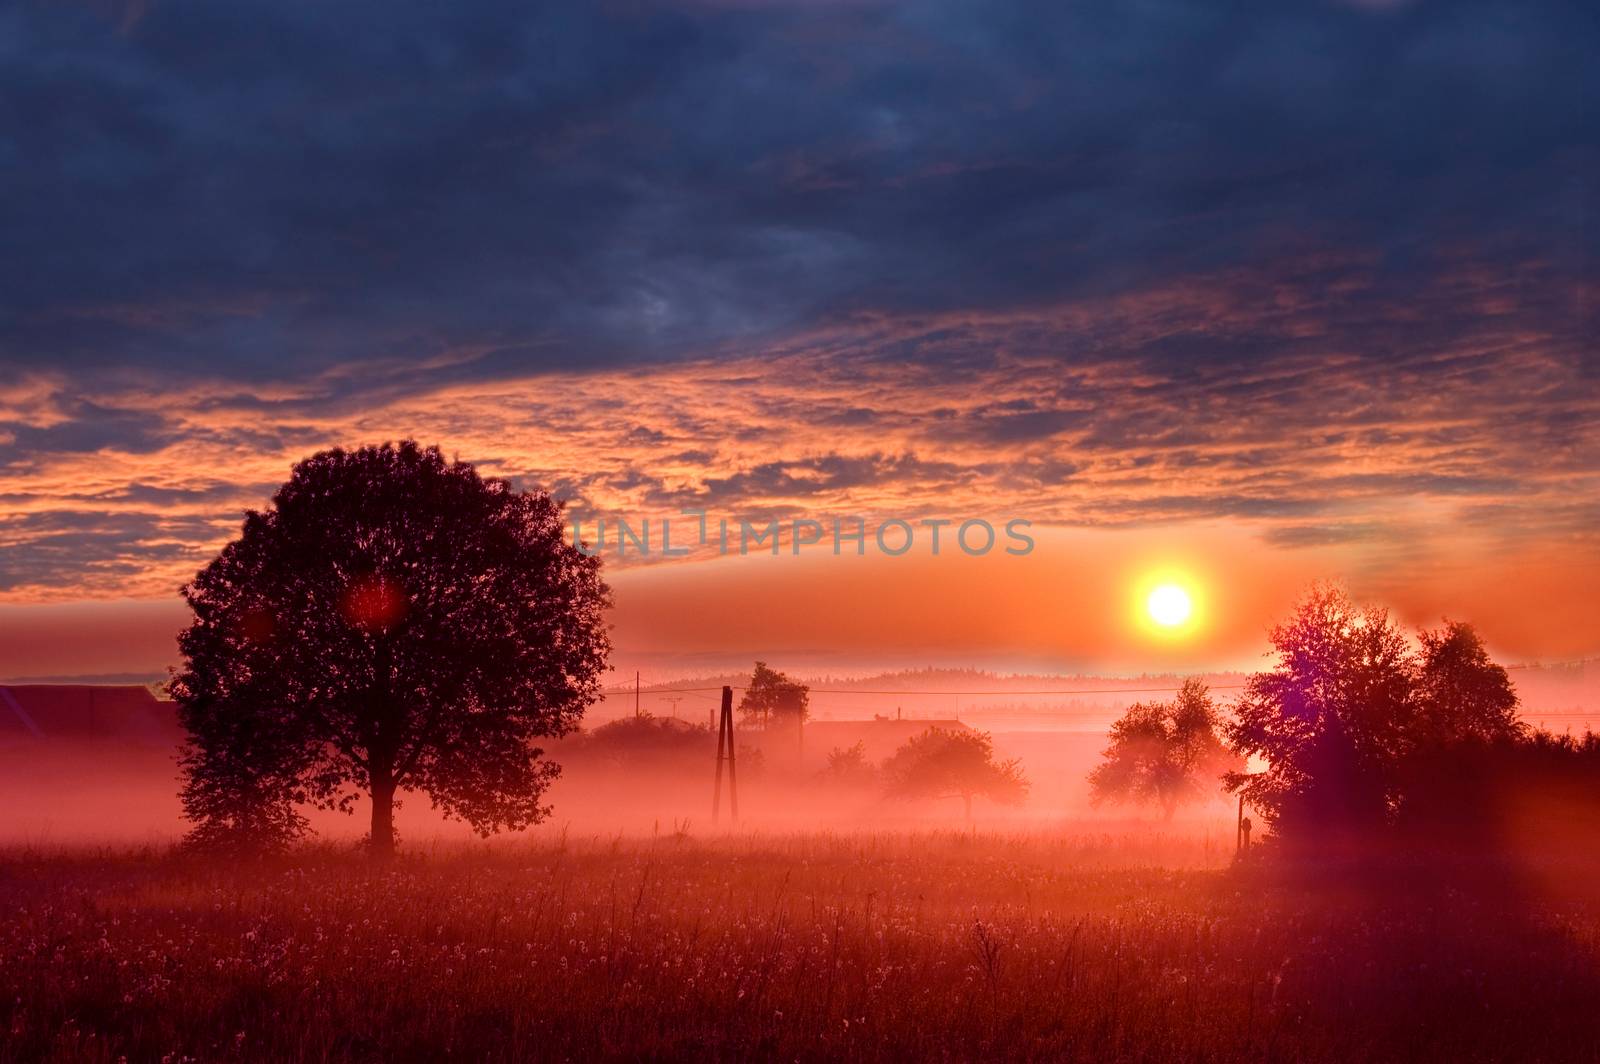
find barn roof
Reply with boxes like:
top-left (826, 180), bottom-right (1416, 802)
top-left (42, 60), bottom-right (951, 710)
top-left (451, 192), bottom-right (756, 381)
top-left (0, 685), bottom-right (180, 748)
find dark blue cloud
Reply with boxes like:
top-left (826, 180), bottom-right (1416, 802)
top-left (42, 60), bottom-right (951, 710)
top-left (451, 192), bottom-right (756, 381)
top-left (0, 0), bottom-right (1592, 394)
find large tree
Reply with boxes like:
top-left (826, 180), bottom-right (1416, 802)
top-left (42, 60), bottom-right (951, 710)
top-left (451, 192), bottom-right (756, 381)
top-left (1089, 678), bottom-right (1238, 820)
top-left (1225, 585), bottom-right (1415, 836)
top-left (882, 727), bottom-right (1028, 819)
top-left (172, 441), bottom-right (611, 856)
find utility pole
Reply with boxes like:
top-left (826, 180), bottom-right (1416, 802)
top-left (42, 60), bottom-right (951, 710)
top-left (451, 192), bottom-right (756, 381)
top-left (663, 695), bottom-right (683, 719)
top-left (634, 671), bottom-right (641, 719)
top-left (712, 685), bottom-right (738, 824)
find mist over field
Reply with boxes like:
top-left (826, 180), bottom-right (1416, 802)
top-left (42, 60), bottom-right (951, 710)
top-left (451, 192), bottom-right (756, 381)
top-left (7, 645), bottom-right (1600, 1061)
top-left (4, 661), bottom-right (1595, 848)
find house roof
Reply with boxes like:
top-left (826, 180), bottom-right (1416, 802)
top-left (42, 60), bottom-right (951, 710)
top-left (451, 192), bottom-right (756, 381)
top-left (0, 685), bottom-right (180, 747)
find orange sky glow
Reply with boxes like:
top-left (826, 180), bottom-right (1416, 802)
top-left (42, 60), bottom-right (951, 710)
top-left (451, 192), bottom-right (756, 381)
top-left (2, 271), bottom-right (1595, 680)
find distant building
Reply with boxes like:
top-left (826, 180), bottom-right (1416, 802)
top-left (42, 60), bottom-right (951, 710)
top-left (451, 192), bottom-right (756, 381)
top-left (0, 685), bottom-right (180, 749)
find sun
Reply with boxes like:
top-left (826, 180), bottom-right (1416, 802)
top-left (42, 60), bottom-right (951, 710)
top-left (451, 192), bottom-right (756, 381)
top-left (1146, 583), bottom-right (1193, 628)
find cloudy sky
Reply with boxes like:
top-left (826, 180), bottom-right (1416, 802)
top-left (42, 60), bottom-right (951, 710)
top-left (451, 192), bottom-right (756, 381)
top-left (0, 0), bottom-right (1595, 678)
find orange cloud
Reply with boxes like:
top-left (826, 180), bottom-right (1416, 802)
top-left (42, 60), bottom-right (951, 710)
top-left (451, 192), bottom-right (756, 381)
top-left (0, 263), bottom-right (1595, 673)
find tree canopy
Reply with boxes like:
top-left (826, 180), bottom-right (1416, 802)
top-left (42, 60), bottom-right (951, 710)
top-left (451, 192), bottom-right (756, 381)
top-left (172, 441), bottom-right (611, 855)
top-left (882, 727), bottom-right (1028, 818)
top-left (1224, 585), bottom-right (1524, 843)
top-left (737, 661), bottom-right (810, 729)
top-left (1225, 585), bottom-right (1416, 836)
top-left (1413, 620), bottom-right (1521, 746)
top-left (817, 741), bottom-right (876, 788)
top-left (1088, 678), bottom-right (1238, 820)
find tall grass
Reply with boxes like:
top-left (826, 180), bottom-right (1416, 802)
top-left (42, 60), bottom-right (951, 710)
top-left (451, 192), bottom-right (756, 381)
top-left (3, 830), bottom-right (1597, 1061)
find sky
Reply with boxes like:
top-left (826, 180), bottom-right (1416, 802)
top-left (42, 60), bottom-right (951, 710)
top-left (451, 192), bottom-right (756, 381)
top-left (0, 0), bottom-right (1596, 679)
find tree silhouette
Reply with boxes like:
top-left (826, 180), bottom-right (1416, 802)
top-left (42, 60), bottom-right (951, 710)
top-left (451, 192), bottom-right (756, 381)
top-left (818, 740), bottom-right (876, 788)
top-left (737, 661), bottom-right (809, 729)
top-left (882, 727), bottom-right (1028, 819)
top-left (1414, 620), bottom-right (1522, 746)
top-left (1089, 678), bottom-right (1238, 820)
top-left (572, 715), bottom-right (712, 770)
top-left (1224, 584), bottom-right (1415, 837)
top-left (172, 442), bottom-right (610, 856)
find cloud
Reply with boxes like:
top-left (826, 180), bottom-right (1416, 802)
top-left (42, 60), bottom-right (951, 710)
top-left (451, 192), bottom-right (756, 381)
top-left (0, 251), bottom-right (1591, 607)
top-left (0, 0), bottom-right (1593, 386)
top-left (0, 0), bottom-right (1593, 660)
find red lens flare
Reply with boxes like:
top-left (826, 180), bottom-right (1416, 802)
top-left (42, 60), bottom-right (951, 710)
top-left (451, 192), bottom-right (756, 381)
top-left (340, 577), bottom-right (408, 631)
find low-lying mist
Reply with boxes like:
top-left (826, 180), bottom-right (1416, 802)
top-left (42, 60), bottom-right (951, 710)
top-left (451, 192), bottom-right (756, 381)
top-left (0, 725), bottom-right (1240, 849)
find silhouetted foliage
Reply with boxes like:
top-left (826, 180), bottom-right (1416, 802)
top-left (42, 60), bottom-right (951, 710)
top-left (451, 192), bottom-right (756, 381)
top-left (818, 741), bottom-right (876, 788)
top-left (1413, 620), bottom-right (1523, 746)
top-left (173, 441), bottom-right (610, 856)
top-left (1393, 730), bottom-right (1600, 847)
top-left (1089, 679), bottom-right (1239, 820)
top-left (737, 661), bottom-right (809, 729)
top-left (1225, 585), bottom-right (1418, 839)
top-left (570, 715), bottom-right (712, 769)
top-left (1224, 585), bottom-right (1549, 849)
top-left (882, 727), bottom-right (1028, 818)
top-left (179, 733), bottom-right (310, 854)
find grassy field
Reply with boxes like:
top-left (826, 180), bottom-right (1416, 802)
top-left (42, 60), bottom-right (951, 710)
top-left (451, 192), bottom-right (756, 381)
top-left (4, 830), bottom-right (1599, 1062)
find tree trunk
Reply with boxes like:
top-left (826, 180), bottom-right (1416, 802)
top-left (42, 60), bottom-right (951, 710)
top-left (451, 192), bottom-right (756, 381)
top-left (370, 772), bottom-right (396, 860)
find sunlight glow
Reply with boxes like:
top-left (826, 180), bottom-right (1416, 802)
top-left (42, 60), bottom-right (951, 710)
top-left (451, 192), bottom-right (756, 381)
top-left (1146, 583), bottom-right (1193, 627)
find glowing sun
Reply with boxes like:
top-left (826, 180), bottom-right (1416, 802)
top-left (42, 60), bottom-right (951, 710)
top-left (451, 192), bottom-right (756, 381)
top-left (1146, 583), bottom-right (1193, 627)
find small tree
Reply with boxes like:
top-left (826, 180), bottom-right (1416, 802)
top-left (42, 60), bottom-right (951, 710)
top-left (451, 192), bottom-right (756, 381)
top-left (818, 741), bottom-right (876, 788)
top-left (173, 442), bottom-right (611, 857)
top-left (738, 661), bottom-right (809, 729)
top-left (1089, 678), bottom-right (1237, 820)
top-left (882, 727), bottom-right (1028, 819)
top-left (1414, 620), bottom-right (1522, 746)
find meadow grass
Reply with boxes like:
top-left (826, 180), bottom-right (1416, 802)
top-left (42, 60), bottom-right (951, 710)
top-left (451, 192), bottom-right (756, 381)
top-left (3, 829), bottom-right (1598, 1061)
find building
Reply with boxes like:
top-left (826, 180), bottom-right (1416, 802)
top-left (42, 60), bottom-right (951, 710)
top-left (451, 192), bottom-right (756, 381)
top-left (0, 684), bottom-right (181, 749)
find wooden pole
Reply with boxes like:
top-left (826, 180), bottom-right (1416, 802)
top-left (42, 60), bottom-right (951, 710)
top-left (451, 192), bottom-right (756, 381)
top-left (725, 686), bottom-right (738, 822)
top-left (712, 686), bottom-right (738, 824)
top-left (713, 688), bottom-right (727, 824)
top-left (634, 670), bottom-right (640, 719)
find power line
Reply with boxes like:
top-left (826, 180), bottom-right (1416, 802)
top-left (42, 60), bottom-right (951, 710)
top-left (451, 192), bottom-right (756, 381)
top-left (605, 682), bottom-right (1249, 696)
